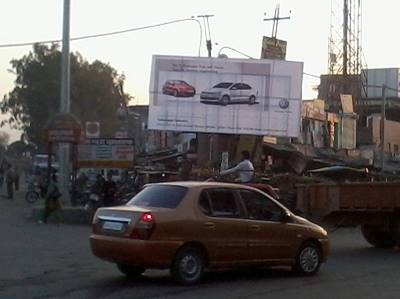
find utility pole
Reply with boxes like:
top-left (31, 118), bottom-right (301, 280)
top-left (343, 0), bottom-right (349, 76)
top-left (59, 0), bottom-right (71, 201)
top-left (380, 85), bottom-right (386, 172)
top-left (197, 14), bottom-right (214, 57)
top-left (263, 4), bottom-right (290, 40)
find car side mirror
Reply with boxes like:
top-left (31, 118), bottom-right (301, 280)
top-left (280, 211), bottom-right (291, 223)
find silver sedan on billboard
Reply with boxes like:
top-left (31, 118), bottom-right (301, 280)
top-left (200, 82), bottom-right (258, 106)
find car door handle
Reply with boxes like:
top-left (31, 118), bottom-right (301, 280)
top-left (250, 225), bottom-right (260, 231)
top-left (204, 222), bottom-right (215, 229)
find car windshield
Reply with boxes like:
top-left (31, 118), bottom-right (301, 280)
top-left (213, 82), bottom-right (233, 89)
top-left (127, 185), bottom-right (187, 209)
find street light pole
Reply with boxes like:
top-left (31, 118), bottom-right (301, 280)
top-left (61, 0), bottom-right (71, 113)
top-left (59, 0), bottom-right (71, 201)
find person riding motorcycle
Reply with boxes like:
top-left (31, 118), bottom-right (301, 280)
top-left (102, 173), bottom-right (117, 207)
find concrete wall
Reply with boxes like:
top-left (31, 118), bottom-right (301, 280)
top-left (369, 115), bottom-right (400, 154)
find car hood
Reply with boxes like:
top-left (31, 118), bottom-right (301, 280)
top-left (292, 214), bottom-right (328, 236)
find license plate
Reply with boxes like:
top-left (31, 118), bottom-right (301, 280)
top-left (103, 221), bottom-right (123, 231)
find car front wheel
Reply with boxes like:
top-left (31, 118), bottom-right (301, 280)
top-left (171, 247), bottom-right (205, 285)
top-left (220, 95), bottom-right (230, 106)
top-left (249, 95), bottom-right (256, 105)
top-left (294, 242), bottom-right (321, 275)
top-left (117, 264), bottom-right (145, 278)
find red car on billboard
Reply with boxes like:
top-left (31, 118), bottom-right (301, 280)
top-left (162, 80), bottom-right (196, 97)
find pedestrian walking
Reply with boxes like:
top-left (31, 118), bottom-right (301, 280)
top-left (5, 164), bottom-right (15, 199)
top-left (13, 164), bottom-right (20, 191)
top-left (0, 164), bottom-right (4, 190)
top-left (40, 174), bottom-right (62, 223)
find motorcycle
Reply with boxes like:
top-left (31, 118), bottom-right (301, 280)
top-left (25, 181), bottom-right (47, 203)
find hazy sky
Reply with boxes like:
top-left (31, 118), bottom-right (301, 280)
top-left (0, 0), bottom-right (398, 141)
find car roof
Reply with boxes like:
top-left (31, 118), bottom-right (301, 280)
top-left (149, 181), bottom-right (260, 190)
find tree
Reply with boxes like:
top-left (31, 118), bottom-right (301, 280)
top-left (0, 131), bottom-right (9, 161)
top-left (1, 44), bottom-right (123, 147)
top-left (0, 131), bottom-right (9, 148)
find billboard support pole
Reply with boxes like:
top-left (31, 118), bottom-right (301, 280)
top-left (380, 84), bottom-right (386, 172)
top-left (263, 4), bottom-right (290, 41)
top-left (197, 15), bottom-right (214, 57)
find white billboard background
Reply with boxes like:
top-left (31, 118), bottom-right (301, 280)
top-left (149, 55), bottom-right (303, 137)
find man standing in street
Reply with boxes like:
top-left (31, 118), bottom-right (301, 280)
top-left (13, 164), bottom-right (20, 191)
top-left (5, 164), bottom-right (15, 199)
top-left (220, 150), bottom-right (254, 183)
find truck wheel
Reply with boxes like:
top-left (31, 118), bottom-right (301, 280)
top-left (361, 225), bottom-right (396, 248)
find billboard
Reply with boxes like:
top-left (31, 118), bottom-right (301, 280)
top-left (261, 36), bottom-right (287, 60)
top-left (149, 55), bottom-right (303, 137)
top-left (77, 138), bottom-right (134, 168)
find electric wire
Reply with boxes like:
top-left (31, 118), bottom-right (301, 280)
top-left (0, 18), bottom-right (203, 56)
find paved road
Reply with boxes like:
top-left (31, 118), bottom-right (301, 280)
top-left (1, 186), bottom-right (400, 299)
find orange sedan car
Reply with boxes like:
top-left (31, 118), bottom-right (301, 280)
top-left (90, 182), bottom-right (329, 284)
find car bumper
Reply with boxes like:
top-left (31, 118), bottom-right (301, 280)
top-left (200, 95), bottom-right (220, 101)
top-left (319, 238), bottom-right (330, 262)
top-left (90, 234), bottom-right (183, 268)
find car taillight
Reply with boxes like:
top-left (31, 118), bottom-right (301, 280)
top-left (130, 212), bottom-right (155, 240)
top-left (142, 213), bottom-right (153, 222)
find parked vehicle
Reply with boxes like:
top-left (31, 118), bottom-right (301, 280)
top-left (162, 80), bottom-right (196, 97)
top-left (297, 181), bottom-right (400, 248)
top-left (25, 182), bottom-right (42, 203)
top-left (25, 176), bottom-right (48, 203)
top-left (90, 182), bottom-right (329, 284)
top-left (85, 193), bottom-right (102, 217)
top-left (31, 154), bottom-right (59, 175)
top-left (70, 187), bottom-right (91, 206)
top-left (200, 82), bottom-right (257, 105)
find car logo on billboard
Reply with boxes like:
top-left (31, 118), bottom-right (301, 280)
top-left (279, 99), bottom-right (289, 109)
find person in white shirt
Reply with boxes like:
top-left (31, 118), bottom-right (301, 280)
top-left (220, 150), bottom-right (254, 183)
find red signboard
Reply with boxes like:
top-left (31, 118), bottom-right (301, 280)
top-left (43, 113), bottom-right (82, 143)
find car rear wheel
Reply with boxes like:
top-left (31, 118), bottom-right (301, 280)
top-left (220, 95), bottom-right (230, 106)
top-left (294, 242), bottom-right (321, 275)
top-left (249, 95), bottom-right (256, 105)
top-left (117, 264), bottom-right (146, 278)
top-left (171, 246), bottom-right (205, 285)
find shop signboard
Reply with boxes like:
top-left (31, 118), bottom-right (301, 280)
top-left (77, 138), bottom-right (134, 168)
top-left (149, 55), bottom-right (303, 137)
